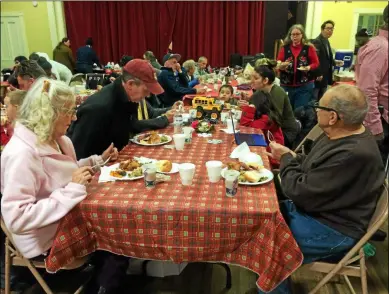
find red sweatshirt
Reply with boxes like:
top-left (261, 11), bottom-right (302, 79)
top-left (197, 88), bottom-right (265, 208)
top-left (1, 124), bottom-right (12, 148)
top-left (240, 106), bottom-right (284, 167)
top-left (277, 43), bottom-right (320, 87)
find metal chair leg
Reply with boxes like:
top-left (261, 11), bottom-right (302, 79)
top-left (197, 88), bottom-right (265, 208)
top-left (141, 260), bottom-right (151, 275)
top-left (216, 263), bottom-right (232, 289)
top-left (5, 238), bottom-right (11, 294)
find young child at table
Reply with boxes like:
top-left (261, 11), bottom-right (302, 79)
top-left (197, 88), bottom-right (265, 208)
top-left (218, 85), bottom-right (238, 106)
top-left (240, 91), bottom-right (284, 167)
top-left (1, 90), bottom-right (26, 149)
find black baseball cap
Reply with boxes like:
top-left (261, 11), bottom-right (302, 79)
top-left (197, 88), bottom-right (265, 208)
top-left (162, 53), bottom-right (181, 64)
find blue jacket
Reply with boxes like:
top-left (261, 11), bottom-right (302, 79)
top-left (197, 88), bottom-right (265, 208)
top-left (185, 73), bottom-right (199, 88)
top-left (76, 45), bottom-right (100, 74)
top-left (158, 67), bottom-right (196, 107)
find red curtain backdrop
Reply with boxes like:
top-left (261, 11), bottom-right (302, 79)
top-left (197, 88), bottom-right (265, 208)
top-left (64, 1), bottom-right (264, 67)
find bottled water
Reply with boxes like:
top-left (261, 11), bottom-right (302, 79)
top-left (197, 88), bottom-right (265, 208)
top-left (174, 105), bottom-right (183, 134)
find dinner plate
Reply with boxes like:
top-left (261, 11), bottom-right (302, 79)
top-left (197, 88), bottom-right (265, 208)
top-left (221, 167), bottom-right (273, 185)
top-left (132, 134), bottom-right (172, 146)
top-left (104, 163), bottom-right (144, 181)
top-left (157, 163), bottom-right (179, 174)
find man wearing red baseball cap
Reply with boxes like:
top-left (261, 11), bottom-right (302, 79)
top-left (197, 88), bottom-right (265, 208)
top-left (68, 59), bottom-right (166, 159)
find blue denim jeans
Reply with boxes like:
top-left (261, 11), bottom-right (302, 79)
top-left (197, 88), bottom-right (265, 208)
top-left (283, 82), bottom-right (314, 110)
top-left (258, 200), bottom-right (357, 294)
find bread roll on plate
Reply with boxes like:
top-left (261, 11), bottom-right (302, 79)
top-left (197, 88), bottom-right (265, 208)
top-left (157, 160), bottom-right (172, 172)
top-left (244, 171), bottom-right (260, 183)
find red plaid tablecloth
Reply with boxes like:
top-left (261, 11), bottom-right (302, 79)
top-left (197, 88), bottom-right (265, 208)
top-left (45, 126), bottom-right (303, 292)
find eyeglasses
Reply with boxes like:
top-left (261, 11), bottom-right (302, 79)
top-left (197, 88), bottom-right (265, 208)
top-left (311, 102), bottom-right (341, 120)
top-left (291, 33), bottom-right (302, 36)
top-left (61, 107), bottom-right (77, 116)
top-left (324, 27), bottom-right (334, 31)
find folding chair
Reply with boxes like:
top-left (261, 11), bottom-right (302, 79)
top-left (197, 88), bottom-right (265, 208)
top-left (85, 73), bottom-right (105, 90)
top-left (1, 219), bottom-right (90, 294)
top-left (301, 181), bottom-right (388, 294)
top-left (294, 124), bottom-right (323, 154)
top-left (69, 73), bottom-right (86, 87)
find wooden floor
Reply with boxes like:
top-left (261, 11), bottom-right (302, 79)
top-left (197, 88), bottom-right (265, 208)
top-left (4, 220), bottom-right (388, 294)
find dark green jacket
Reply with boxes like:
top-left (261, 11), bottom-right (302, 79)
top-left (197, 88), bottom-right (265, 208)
top-left (53, 43), bottom-right (75, 73)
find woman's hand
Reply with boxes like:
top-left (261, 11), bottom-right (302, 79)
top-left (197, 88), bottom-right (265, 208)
top-left (102, 143), bottom-right (118, 162)
top-left (172, 101), bottom-right (183, 110)
top-left (277, 61), bottom-right (291, 71)
top-left (237, 100), bottom-right (249, 107)
top-left (240, 92), bottom-right (251, 101)
top-left (72, 166), bottom-right (94, 185)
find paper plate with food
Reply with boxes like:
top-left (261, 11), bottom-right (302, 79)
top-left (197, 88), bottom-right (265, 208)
top-left (221, 161), bottom-right (273, 185)
top-left (156, 160), bottom-right (179, 174)
top-left (132, 131), bottom-right (172, 146)
top-left (297, 66), bottom-right (309, 71)
top-left (107, 159), bottom-right (144, 181)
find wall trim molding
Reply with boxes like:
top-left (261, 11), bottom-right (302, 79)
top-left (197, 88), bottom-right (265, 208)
top-left (46, 1), bottom-right (58, 51)
top-left (305, 1), bottom-right (323, 39)
top-left (349, 8), bottom-right (383, 50)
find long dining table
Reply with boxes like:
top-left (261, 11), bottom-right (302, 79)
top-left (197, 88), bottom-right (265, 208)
top-left (45, 124), bottom-right (303, 292)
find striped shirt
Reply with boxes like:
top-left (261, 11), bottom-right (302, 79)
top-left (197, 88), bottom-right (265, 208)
top-left (356, 29), bottom-right (388, 135)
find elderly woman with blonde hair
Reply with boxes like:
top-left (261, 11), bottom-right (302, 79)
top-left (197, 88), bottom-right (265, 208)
top-left (1, 77), bottom-right (118, 261)
top-left (182, 59), bottom-right (199, 87)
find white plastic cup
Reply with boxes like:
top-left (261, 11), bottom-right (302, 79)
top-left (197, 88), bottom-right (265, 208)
top-left (220, 112), bottom-right (229, 123)
top-left (142, 163), bottom-right (157, 189)
top-left (225, 170), bottom-right (240, 197)
top-left (173, 134), bottom-right (186, 150)
top-left (226, 119), bottom-right (234, 132)
top-left (206, 161), bottom-right (223, 183)
top-left (183, 127), bottom-right (194, 143)
top-left (179, 163), bottom-right (196, 186)
top-left (189, 109), bottom-right (197, 118)
top-left (234, 110), bottom-right (242, 120)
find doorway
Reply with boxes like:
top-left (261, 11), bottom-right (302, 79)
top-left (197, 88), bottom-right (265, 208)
top-left (1, 13), bottom-right (29, 69)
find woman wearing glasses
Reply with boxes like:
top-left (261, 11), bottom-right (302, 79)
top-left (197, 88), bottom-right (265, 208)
top-left (277, 24), bottom-right (319, 110)
top-left (0, 78), bottom-right (118, 262)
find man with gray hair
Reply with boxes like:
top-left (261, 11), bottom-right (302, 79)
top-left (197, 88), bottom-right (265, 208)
top-left (194, 56), bottom-right (209, 78)
top-left (262, 84), bottom-right (385, 293)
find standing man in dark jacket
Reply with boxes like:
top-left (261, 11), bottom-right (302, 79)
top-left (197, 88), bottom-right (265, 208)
top-left (76, 37), bottom-right (100, 74)
top-left (67, 59), bottom-right (164, 159)
top-left (311, 20), bottom-right (335, 101)
top-left (158, 53), bottom-right (205, 107)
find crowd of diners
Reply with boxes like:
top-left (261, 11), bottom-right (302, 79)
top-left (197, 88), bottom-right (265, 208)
top-left (0, 5), bottom-right (388, 294)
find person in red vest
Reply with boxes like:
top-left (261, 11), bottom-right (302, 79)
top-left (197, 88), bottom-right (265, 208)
top-left (277, 24), bottom-right (319, 110)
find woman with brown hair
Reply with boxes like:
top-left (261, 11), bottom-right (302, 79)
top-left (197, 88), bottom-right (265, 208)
top-left (53, 37), bottom-right (76, 73)
top-left (277, 24), bottom-right (319, 110)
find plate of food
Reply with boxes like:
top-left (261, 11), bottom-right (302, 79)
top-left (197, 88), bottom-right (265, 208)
top-left (108, 159), bottom-right (144, 181)
top-left (156, 160), bottom-right (179, 174)
top-left (221, 161), bottom-right (273, 185)
top-left (132, 131), bottom-right (172, 146)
